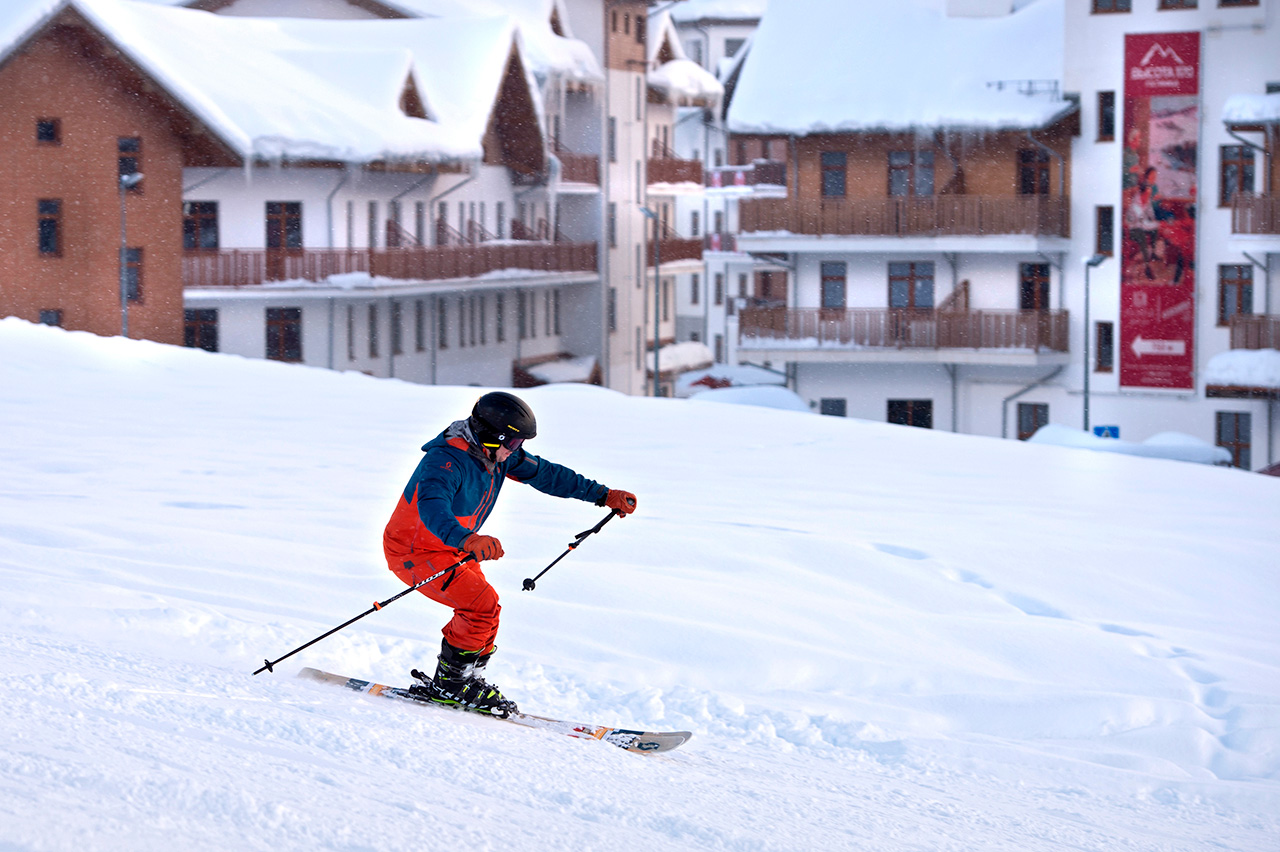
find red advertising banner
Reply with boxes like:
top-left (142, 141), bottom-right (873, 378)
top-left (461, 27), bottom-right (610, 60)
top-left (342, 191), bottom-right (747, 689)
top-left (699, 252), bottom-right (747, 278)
top-left (1120, 32), bottom-right (1199, 390)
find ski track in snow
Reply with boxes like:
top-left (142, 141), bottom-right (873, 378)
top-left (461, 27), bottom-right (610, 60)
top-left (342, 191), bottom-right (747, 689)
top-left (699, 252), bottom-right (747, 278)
top-left (1, 319), bottom-right (1279, 851)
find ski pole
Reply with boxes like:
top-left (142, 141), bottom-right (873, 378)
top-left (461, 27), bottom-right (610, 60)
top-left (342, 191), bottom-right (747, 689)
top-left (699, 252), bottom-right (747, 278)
top-left (254, 553), bottom-right (476, 675)
top-left (522, 510), bottom-right (621, 592)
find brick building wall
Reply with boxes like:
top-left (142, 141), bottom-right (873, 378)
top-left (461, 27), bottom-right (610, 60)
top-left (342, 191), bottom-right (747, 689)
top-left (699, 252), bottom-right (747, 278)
top-left (0, 18), bottom-right (189, 344)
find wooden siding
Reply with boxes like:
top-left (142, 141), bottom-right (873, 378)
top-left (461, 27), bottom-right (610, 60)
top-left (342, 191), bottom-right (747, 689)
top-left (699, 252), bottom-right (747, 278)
top-left (1231, 194), bottom-right (1280, 235)
top-left (739, 196), bottom-right (1070, 238)
top-left (1229, 314), bottom-right (1280, 350)
top-left (182, 243), bottom-right (598, 287)
top-left (740, 308), bottom-right (1070, 352)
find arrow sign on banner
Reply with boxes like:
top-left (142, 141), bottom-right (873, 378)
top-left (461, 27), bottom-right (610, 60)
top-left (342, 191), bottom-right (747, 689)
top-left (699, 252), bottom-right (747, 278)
top-left (1130, 335), bottom-right (1187, 358)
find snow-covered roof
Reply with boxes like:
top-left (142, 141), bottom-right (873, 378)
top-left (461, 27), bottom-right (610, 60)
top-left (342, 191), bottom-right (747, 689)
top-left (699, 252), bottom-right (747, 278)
top-left (669, 0), bottom-right (767, 23)
top-left (382, 0), bottom-right (601, 85)
top-left (727, 0), bottom-right (1071, 135)
top-left (1222, 92), bottom-right (1280, 126)
top-left (647, 10), bottom-right (723, 107)
top-left (0, 0), bottom-right (540, 165)
top-left (654, 341), bottom-right (714, 374)
top-left (1204, 349), bottom-right (1280, 390)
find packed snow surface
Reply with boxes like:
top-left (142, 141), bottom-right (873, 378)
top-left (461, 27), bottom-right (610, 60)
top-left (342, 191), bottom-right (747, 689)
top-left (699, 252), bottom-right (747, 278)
top-left (1, 317), bottom-right (1278, 851)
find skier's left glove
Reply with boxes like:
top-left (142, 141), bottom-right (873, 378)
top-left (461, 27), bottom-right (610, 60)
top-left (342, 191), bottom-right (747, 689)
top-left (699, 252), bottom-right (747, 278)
top-left (596, 489), bottom-right (637, 515)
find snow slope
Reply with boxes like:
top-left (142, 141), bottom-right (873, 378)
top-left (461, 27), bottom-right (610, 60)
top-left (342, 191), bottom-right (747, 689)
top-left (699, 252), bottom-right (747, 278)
top-left (1, 317), bottom-right (1278, 851)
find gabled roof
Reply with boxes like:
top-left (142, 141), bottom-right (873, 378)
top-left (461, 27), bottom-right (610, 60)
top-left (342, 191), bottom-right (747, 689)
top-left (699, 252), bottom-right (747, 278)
top-left (646, 9), bottom-right (723, 108)
top-left (0, 0), bottom-right (546, 167)
top-left (727, 0), bottom-right (1072, 136)
top-left (179, 0), bottom-right (410, 17)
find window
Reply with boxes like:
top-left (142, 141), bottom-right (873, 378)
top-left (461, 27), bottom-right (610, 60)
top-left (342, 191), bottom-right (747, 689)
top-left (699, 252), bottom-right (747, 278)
top-left (495, 202), bottom-right (504, 240)
top-left (459, 297), bottom-right (467, 347)
top-left (608, 117), bottom-right (617, 163)
top-left (724, 37), bottom-right (745, 58)
top-left (368, 304), bottom-right (379, 358)
top-left (266, 202), bottom-right (302, 249)
top-left (1097, 91), bottom-right (1116, 141)
top-left (184, 308), bottom-right (218, 352)
top-left (36, 119), bottom-right (60, 145)
top-left (1095, 321), bottom-right (1114, 372)
top-left (118, 137), bottom-right (142, 190)
top-left (691, 211), bottom-right (700, 237)
top-left (347, 306), bottom-right (356, 361)
top-left (738, 273), bottom-right (749, 297)
top-left (1095, 205), bottom-right (1114, 256)
top-left (183, 202), bottom-right (219, 251)
top-left (607, 287), bottom-right (617, 332)
top-left (821, 152), bottom-right (847, 198)
top-left (391, 301), bottom-right (403, 356)
top-left (608, 202), bottom-right (618, 247)
top-left (1216, 412), bottom-right (1251, 469)
top-left (553, 290), bottom-right (561, 335)
top-left (123, 248), bottom-right (143, 302)
top-left (714, 273), bottom-right (724, 306)
top-left (888, 400), bottom-right (933, 429)
top-left (1092, 0), bottom-right (1131, 11)
top-left (888, 150), bottom-right (934, 197)
top-left (39, 309), bottom-right (63, 327)
top-left (416, 201), bottom-right (427, 244)
top-left (820, 399), bottom-right (847, 417)
top-left (496, 293), bottom-right (506, 342)
top-left (1218, 265), bottom-right (1253, 325)
top-left (266, 307), bottom-right (302, 362)
top-left (1159, 0), bottom-right (1196, 8)
top-left (889, 262), bottom-right (934, 309)
top-left (368, 201), bottom-right (379, 248)
top-left (714, 333), bottom-right (723, 362)
top-left (1019, 263), bottom-right (1051, 311)
top-left (1219, 0), bottom-right (1259, 6)
top-left (636, 14), bottom-right (645, 44)
top-left (1220, 145), bottom-right (1255, 205)
top-left (1017, 149), bottom-right (1051, 195)
top-left (662, 279), bottom-right (670, 322)
top-left (38, 199), bottom-right (61, 256)
top-left (415, 300), bottom-right (426, 352)
top-left (518, 292), bottom-right (528, 340)
top-left (1016, 403), bottom-right (1049, 441)
top-left (691, 273), bottom-right (700, 306)
top-left (821, 261), bottom-right (847, 308)
top-left (438, 299), bottom-right (448, 349)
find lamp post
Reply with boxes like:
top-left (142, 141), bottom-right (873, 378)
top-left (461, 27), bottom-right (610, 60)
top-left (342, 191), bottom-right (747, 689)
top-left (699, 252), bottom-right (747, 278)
top-left (640, 206), bottom-right (661, 397)
top-left (1083, 254), bottom-right (1107, 433)
top-left (119, 172), bottom-right (144, 338)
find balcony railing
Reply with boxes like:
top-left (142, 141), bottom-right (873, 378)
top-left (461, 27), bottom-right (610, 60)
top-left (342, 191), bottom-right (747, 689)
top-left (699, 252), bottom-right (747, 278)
top-left (1231, 194), bottom-right (1280, 235)
top-left (649, 237), bottom-right (703, 264)
top-left (706, 160), bottom-right (787, 191)
top-left (1229, 314), bottom-right (1280, 350)
top-left (739, 196), bottom-right (1070, 238)
top-left (182, 243), bottom-right (598, 288)
top-left (558, 152), bottom-right (600, 185)
top-left (739, 308), bottom-right (1069, 352)
top-left (648, 157), bottom-right (703, 186)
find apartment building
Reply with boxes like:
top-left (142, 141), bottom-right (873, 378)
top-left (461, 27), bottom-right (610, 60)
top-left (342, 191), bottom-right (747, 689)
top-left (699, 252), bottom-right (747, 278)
top-left (1, 0), bottom-right (698, 395)
top-left (1064, 0), bottom-right (1278, 470)
top-left (715, 0), bottom-right (1276, 468)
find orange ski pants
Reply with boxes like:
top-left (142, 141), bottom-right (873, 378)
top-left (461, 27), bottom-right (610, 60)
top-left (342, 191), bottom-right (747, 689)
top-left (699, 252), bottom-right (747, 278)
top-left (387, 549), bottom-right (501, 653)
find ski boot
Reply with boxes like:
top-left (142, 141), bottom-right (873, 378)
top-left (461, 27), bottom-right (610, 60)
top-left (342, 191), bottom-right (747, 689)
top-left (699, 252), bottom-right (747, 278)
top-left (410, 639), bottom-right (519, 718)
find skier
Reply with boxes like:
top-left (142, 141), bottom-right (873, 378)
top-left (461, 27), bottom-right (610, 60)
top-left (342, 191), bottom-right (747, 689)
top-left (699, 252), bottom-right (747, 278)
top-left (383, 391), bottom-right (637, 717)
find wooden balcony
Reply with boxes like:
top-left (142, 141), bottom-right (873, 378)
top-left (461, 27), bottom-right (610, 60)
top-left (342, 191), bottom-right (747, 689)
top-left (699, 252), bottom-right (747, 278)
top-left (706, 160), bottom-right (787, 191)
top-left (1229, 314), bottom-right (1280, 350)
top-left (648, 157), bottom-right (703, 186)
top-left (740, 308), bottom-right (1069, 352)
top-left (1231, 195), bottom-right (1280, 235)
top-left (182, 243), bottom-right (598, 288)
top-left (739, 196), bottom-right (1070, 238)
top-left (558, 152), bottom-right (600, 185)
top-left (650, 237), bottom-right (703, 264)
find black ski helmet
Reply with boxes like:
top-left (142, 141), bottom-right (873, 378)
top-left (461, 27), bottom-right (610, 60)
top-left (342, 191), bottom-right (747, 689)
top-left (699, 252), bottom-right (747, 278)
top-left (468, 391), bottom-right (537, 450)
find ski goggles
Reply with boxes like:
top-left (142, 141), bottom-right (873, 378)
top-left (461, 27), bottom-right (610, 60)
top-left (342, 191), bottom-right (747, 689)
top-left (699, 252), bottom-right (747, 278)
top-left (482, 435), bottom-right (524, 452)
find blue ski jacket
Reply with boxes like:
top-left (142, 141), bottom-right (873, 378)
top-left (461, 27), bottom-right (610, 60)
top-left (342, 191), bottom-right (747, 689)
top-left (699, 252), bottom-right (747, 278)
top-left (384, 420), bottom-right (608, 559)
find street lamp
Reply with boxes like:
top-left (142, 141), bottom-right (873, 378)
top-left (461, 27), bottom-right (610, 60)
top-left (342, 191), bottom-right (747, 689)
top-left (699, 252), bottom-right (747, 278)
top-left (639, 206), bottom-right (661, 397)
top-left (119, 171), bottom-right (144, 337)
top-left (1083, 253), bottom-right (1107, 433)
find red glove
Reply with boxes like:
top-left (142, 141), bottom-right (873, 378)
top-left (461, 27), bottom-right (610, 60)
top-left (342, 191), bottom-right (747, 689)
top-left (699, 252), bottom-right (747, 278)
top-left (597, 489), bottom-right (637, 515)
top-left (462, 533), bottom-right (504, 561)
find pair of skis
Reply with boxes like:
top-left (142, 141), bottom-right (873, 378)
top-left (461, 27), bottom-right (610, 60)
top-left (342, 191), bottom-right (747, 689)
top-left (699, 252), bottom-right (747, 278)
top-left (298, 667), bottom-right (692, 754)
